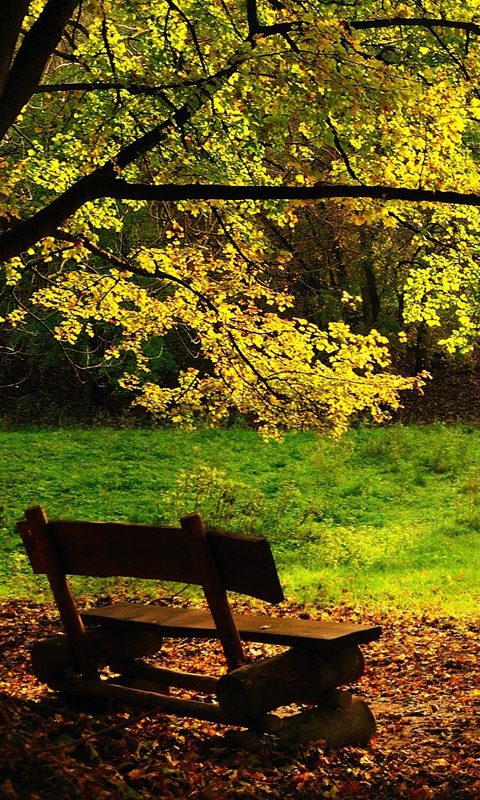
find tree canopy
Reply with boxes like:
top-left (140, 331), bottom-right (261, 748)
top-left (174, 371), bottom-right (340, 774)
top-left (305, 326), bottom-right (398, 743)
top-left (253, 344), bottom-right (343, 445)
top-left (2, 0), bottom-right (480, 435)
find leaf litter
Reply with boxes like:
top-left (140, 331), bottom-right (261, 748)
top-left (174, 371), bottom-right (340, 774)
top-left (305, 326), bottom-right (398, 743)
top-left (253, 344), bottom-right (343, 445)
top-left (1, 597), bottom-right (479, 799)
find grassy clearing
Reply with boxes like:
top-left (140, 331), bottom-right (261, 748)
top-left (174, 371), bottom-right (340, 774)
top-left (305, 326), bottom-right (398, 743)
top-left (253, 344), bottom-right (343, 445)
top-left (1, 423), bottom-right (480, 615)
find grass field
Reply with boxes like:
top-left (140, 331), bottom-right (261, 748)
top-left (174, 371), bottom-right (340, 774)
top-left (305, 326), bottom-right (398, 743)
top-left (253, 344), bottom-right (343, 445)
top-left (2, 423), bottom-right (480, 615)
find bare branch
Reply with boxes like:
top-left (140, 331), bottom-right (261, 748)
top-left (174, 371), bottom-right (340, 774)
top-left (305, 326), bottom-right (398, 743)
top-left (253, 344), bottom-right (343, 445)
top-left (100, 12), bottom-right (121, 107)
top-left (165, 0), bottom-right (207, 72)
top-left (54, 231), bottom-right (134, 272)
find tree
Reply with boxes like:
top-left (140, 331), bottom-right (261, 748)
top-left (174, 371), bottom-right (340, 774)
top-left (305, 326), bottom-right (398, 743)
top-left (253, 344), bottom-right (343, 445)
top-left (4, 1), bottom-right (480, 435)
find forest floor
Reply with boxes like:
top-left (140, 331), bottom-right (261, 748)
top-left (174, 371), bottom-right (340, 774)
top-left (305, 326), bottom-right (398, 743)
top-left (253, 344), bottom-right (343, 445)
top-left (1, 598), bottom-right (480, 799)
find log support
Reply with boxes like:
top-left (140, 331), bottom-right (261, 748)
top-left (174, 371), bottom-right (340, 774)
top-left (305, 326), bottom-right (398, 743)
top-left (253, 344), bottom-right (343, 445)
top-left (48, 678), bottom-right (283, 733)
top-left (113, 659), bottom-right (218, 694)
top-left (216, 645), bottom-right (364, 722)
top-left (278, 698), bottom-right (376, 748)
top-left (34, 631), bottom-right (374, 746)
top-left (220, 697), bottom-right (376, 750)
top-left (31, 628), bottom-right (163, 682)
top-left (317, 689), bottom-right (353, 709)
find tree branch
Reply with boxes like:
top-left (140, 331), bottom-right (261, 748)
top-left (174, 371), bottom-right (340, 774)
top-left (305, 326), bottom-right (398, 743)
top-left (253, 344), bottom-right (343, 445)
top-left (100, 12), bottom-right (121, 107)
top-left (96, 180), bottom-right (480, 208)
top-left (0, 60), bottom-right (239, 262)
top-left (0, 0), bottom-right (31, 95)
top-left (165, 0), bottom-right (207, 73)
top-left (34, 81), bottom-right (199, 95)
top-left (54, 230), bottom-right (288, 400)
top-left (351, 17), bottom-right (480, 36)
top-left (326, 116), bottom-right (363, 184)
top-left (6, 6), bottom-right (476, 269)
top-left (0, 0), bottom-right (81, 139)
top-left (0, 3), bottom-right (309, 265)
top-left (4, 178), bottom-right (480, 264)
top-left (54, 231), bottom-right (134, 272)
top-left (246, 0), bottom-right (298, 41)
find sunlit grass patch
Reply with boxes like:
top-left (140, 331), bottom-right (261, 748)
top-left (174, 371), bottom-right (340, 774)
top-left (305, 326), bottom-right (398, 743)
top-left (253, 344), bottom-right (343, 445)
top-left (2, 423), bottom-right (480, 614)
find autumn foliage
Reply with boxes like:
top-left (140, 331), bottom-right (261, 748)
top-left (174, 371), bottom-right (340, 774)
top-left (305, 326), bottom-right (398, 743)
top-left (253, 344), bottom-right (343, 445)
top-left (1, 597), bottom-right (480, 798)
top-left (15, 2), bottom-right (480, 432)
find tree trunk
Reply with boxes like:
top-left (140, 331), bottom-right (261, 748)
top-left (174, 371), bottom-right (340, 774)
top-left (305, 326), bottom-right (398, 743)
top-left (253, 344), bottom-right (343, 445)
top-left (360, 231), bottom-right (380, 331)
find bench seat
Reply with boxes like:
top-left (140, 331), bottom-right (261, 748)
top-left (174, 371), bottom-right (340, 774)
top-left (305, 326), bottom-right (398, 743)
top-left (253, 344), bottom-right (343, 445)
top-left (81, 602), bottom-right (381, 654)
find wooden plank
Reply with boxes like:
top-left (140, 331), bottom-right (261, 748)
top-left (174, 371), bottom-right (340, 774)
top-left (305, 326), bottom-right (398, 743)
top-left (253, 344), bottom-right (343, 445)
top-left (210, 532), bottom-right (283, 603)
top-left (17, 518), bottom-right (47, 574)
top-left (81, 603), bottom-right (381, 653)
top-left (49, 521), bottom-right (195, 580)
top-left (181, 512), bottom-right (245, 669)
top-left (24, 507), bottom-right (98, 680)
top-left (46, 520), bottom-right (284, 604)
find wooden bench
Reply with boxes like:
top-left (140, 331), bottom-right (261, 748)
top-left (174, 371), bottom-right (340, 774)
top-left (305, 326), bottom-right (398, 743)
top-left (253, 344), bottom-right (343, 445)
top-left (18, 505), bottom-right (381, 745)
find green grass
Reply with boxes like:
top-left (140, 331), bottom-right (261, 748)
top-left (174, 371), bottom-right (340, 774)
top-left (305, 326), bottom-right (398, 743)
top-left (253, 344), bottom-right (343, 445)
top-left (2, 423), bottom-right (480, 615)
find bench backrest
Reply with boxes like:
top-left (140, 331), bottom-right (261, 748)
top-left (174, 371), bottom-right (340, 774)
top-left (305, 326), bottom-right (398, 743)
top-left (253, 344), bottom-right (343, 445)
top-left (19, 517), bottom-right (283, 604)
top-left (18, 506), bottom-right (284, 673)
